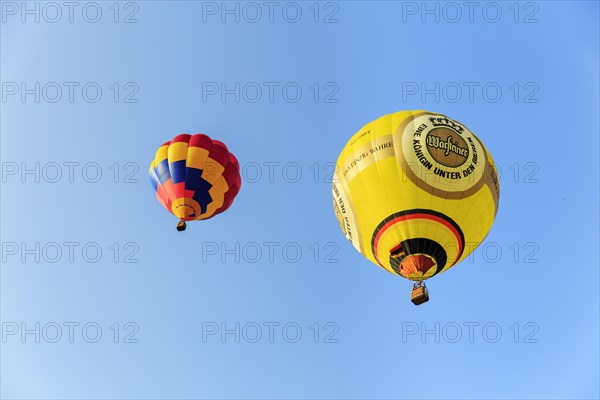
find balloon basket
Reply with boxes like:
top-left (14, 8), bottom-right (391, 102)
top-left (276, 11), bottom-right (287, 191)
top-left (411, 285), bottom-right (429, 305)
top-left (176, 220), bottom-right (187, 231)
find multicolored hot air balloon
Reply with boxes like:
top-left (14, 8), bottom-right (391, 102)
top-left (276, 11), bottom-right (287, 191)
top-left (332, 111), bottom-right (500, 304)
top-left (149, 134), bottom-right (241, 231)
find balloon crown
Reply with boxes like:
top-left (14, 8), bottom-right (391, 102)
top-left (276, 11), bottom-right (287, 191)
top-left (428, 116), bottom-right (464, 134)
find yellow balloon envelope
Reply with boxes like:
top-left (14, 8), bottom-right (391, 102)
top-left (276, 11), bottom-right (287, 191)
top-left (333, 110), bottom-right (500, 283)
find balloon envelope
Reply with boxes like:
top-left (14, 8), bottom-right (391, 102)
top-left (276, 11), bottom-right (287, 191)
top-left (149, 133), bottom-right (241, 224)
top-left (333, 111), bottom-right (499, 281)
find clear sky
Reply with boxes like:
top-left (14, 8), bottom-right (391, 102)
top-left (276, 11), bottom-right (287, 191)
top-left (1, 1), bottom-right (599, 399)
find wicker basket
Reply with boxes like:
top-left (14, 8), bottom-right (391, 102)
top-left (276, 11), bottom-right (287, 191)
top-left (410, 286), bottom-right (429, 305)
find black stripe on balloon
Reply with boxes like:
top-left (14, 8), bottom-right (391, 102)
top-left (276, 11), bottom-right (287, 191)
top-left (371, 208), bottom-right (465, 269)
top-left (389, 238), bottom-right (447, 277)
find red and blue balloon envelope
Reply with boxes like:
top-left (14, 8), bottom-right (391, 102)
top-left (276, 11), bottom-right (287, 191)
top-left (149, 134), bottom-right (241, 231)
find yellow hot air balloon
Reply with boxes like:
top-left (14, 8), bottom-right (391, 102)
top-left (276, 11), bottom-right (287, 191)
top-left (333, 110), bottom-right (500, 305)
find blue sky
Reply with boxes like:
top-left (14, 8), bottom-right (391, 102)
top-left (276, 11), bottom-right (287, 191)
top-left (1, 1), bottom-right (599, 399)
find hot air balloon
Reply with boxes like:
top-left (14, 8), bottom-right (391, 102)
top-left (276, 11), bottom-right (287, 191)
top-left (332, 111), bottom-right (500, 305)
top-left (149, 133), bottom-right (241, 231)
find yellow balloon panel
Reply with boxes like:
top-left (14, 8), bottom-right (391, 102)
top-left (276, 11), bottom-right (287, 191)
top-left (333, 110), bottom-right (499, 281)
